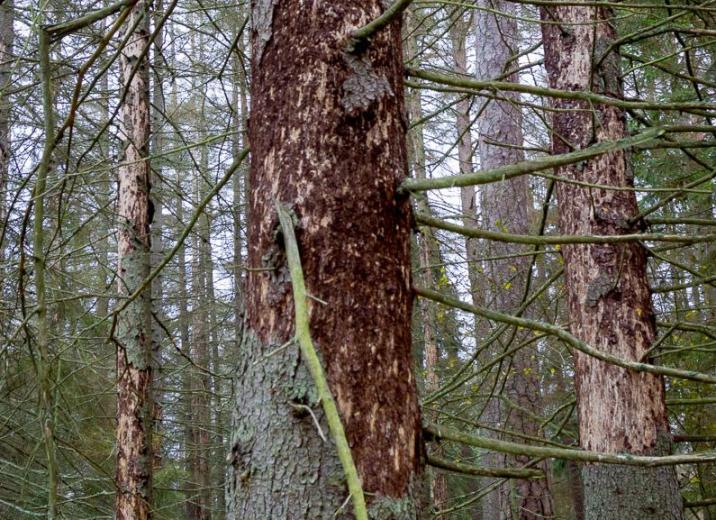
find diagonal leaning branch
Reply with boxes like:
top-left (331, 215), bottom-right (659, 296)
top-left (416, 287), bottom-right (716, 384)
top-left (415, 212), bottom-right (716, 245)
top-left (276, 202), bottom-right (368, 520)
top-left (407, 67), bottom-right (716, 114)
top-left (425, 423), bottom-right (716, 467)
top-left (400, 127), bottom-right (664, 192)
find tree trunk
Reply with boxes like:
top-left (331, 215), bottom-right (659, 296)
top-left (227, 3), bottom-right (425, 518)
top-left (232, 6), bottom-right (249, 356)
top-left (541, 6), bottom-right (683, 519)
top-left (474, 2), bottom-right (554, 518)
top-left (406, 10), bottom-right (448, 513)
top-left (187, 107), bottom-right (212, 520)
top-left (0, 0), bottom-right (13, 303)
top-left (150, 0), bottom-right (165, 473)
top-left (115, 2), bottom-right (154, 518)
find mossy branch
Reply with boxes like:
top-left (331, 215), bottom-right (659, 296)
top-left (276, 202), bottom-right (367, 520)
top-left (427, 454), bottom-right (544, 479)
top-left (416, 287), bottom-right (716, 384)
top-left (407, 67), bottom-right (716, 114)
top-left (416, 213), bottom-right (716, 246)
top-left (400, 127), bottom-right (663, 192)
top-left (425, 423), bottom-right (716, 467)
top-left (45, 0), bottom-right (133, 40)
top-left (347, 0), bottom-right (414, 52)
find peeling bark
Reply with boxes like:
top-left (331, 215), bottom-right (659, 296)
top-left (474, 2), bottom-right (554, 518)
top-left (115, 3), bottom-right (154, 518)
top-left (541, 6), bottom-right (683, 519)
top-left (228, 2), bottom-right (424, 517)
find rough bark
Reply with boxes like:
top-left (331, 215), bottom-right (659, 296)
top-left (227, 2), bottom-right (424, 518)
top-left (115, 3), bottom-right (154, 518)
top-left (474, 2), bottom-right (554, 518)
top-left (541, 6), bottom-right (683, 519)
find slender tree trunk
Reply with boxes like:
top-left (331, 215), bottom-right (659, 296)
top-left (175, 161), bottom-right (194, 520)
top-left (188, 229), bottom-right (211, 520)
top-left (115, 2), bottom-right (154, 518)
top-left (405, 10), bottom-right (449, 512)
top-left (227, 3), bottom-right (425, 517)
top-left (474, 2), bottom-right (554, 518)
top-left (150, 0), bottom-right (165, 473)
top-left (187, 104), bottom-right (212, 520)
top-left (232, 6), bottom-right (249, 356)
top-left (96, 51), bottom-right (112, 320)
top-left (454, 17), bottom-right (483, 347)
top-left (0, 0), bottom-right (13, 304)
top-left (35, 22), bottom-right (59, 520)
top-left (541, 7), bottom-right (683, 519)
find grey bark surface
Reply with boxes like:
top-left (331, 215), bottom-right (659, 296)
top-left (474, 2), bottom-right (554, 518)
top-left (227, 333), bottom-right (348, 519)
top-left (540, 5), bottom-right (683, 519)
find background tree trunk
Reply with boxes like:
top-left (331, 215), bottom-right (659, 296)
top-left (406, 9), bottom-right (449, 512)
top-left (475, 2), bottom-right (554, 518)
top-left (0, 0), bottom-right (13, 310)
top-left (541, 6), bottom-right (683, 519)
top-left (227, 3), bottom-right (425, 517)
top-left (115, 2), bottom-right (154, 518)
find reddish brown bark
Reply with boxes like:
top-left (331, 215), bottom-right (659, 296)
top-left (541, 6), bottom-right (682, 519)
top-left (115, 2), bottom-right (153, 518)
top-left (228, 1), bottom-right (424, 517)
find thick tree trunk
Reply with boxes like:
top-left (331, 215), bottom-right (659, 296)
top-left (541, 7), bottom-right (683, 519)
top-left (115, 3), bottom-right (154, 518)
top-left (227, 3), bottom-right (424, 518)
top-left (474, 2), bottom-right (554, 518)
